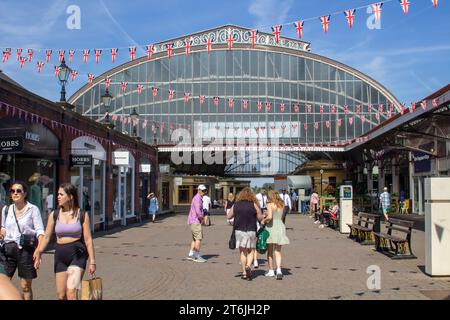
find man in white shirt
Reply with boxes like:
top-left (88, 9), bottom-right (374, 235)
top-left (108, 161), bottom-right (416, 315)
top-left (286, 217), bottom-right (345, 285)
top-left (202, 190), bottom-right (212, 226)
top-left (255, 189), bottom-right (268, 213)
top-left (280, 189), bottom-right (292, 225)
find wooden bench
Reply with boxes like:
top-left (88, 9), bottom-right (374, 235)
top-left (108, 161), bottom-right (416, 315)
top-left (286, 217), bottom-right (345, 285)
top-left (373, 218), bottom-right (416, 259)
top-left (346, 212), bottom-right (379, 245)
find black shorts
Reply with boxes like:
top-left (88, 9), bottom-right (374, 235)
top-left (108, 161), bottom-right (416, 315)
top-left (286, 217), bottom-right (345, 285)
top-left (54, 241), bottom-right (88, 273)
top-left (1, 242), bottom-right (37, 279)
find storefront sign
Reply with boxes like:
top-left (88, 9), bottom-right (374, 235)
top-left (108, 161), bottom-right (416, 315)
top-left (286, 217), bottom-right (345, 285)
top-left (174, 177), bottom-right (183, 186)
top-left (414, 143), bottom-right (433, 173)
top-left (0, 136), bottom-right (23, 153)
top-left (139, 164), bottom-right (151, 173)
top-left (70, 154), bottom-right (92, 167)
top-left (113, 151), bottom-right (131, 166)
top-left (159, 164), bottom-right (170, 173)
top-left (25, 131), bottom-right (40, 142)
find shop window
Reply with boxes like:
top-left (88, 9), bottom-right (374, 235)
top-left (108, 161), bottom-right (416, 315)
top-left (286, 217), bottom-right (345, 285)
top-left (178, 186), bottom-right (190, 204)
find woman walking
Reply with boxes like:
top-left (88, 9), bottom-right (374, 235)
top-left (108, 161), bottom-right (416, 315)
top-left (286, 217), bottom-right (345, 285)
top-left (261, 190), bottom-right (290, 280)
top-left (147, 192), bottom-right (159, 223)
top-left (0, 180), bottom-right (44, 300)
top-left (34, 183), bottom-right (96, 300)
top-left (224, 193), bottom-right (235, 225)
top-left (226, 187), bottom-right (263, 280)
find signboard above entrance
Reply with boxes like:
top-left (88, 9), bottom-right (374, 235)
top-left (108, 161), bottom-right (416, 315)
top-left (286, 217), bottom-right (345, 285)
top-left (0, 136), bottom-right (23, 153)
top-left (70, 154), bottom-right (92, 167)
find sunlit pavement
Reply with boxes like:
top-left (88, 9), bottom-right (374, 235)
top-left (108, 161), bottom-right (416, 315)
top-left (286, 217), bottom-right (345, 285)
top-left (16, 213), bottom-right (450, 300)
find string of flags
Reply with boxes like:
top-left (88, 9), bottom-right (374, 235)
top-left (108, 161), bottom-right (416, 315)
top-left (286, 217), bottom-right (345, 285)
top-left (1, 0), bottom-right (440, 75)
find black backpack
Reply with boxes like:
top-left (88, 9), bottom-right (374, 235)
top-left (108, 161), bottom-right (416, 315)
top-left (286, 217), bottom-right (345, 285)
top-left (51, 209), bottom-right (86, 244)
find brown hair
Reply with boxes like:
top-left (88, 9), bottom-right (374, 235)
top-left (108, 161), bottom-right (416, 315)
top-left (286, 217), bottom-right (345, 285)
top-left (58, 183), bottom-right (80, 217)
top-left (11, 180), bottom-right (28, 200)
top-left (227, 193), bottom-right (235, 202)
top-left (267, 190), bottom-right (284, 209)
top-left (236, 187), bottom-right (257, 203)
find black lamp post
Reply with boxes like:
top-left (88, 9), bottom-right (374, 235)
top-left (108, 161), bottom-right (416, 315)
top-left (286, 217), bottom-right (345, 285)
top-left (130, 107), bottom-right (140, 140)
top-left (57, 57), bottom-right (71, 102)
top-left (101, 88), bottom-right (114, 129)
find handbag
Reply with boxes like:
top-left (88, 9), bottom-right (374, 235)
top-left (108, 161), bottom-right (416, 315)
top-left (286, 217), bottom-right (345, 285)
top-left (228, 225), bottom-right (236, 250)
top-left (256, 226), bottom-right (270, 254)
top-left (11, 206), bottom-right (38, 250)
top-left (81, 275), bottom-right (103, 300)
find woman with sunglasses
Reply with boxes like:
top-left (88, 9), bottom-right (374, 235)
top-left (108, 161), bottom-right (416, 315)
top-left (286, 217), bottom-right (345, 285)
top-left (0, 180), bottom-right (45, 300)
top-left (34, 183), bottom-right (96, 300)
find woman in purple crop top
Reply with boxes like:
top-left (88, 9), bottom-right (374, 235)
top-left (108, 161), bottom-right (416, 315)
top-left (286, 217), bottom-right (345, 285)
top-left (33, 183), bottom-right (96, 300)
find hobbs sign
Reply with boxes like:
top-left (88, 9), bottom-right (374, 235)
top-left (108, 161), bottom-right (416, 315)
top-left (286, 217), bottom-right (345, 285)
top-left (70, 155), bottom-right (93, 167)
top-left (0, 136), bottom-right (23, 153)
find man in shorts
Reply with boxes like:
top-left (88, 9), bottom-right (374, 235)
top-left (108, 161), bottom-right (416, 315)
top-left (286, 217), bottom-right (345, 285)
top-left (187, 185), bottom-right (207, 262)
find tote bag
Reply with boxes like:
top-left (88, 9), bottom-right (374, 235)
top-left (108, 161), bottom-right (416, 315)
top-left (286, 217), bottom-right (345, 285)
top-left (81, 276), bottom-right (103, 300)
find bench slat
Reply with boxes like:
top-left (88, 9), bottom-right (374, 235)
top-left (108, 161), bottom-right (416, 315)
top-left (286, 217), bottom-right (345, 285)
top-left (386, 225), bottom-right (411, 234)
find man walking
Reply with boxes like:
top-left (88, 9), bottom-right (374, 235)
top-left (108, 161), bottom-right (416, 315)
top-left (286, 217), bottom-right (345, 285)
top-left (202, 189), bottom-right (212, 226)
top-left (187, 185), bottom-right (208, 262)
top-left (280, 189), bottom-right (292, 225)
top-left (255, 189), bottom-right (268, 214)
top-left (290, 189), bottom-right (298, 213)
top-left (379, 186), bottom-right (391, 221)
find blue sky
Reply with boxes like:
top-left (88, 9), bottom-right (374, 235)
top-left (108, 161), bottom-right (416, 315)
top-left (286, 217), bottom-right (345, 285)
top-left (0, 0), bottom-right (449, 104)
top-left (1, 0), bottom-right (448, 187)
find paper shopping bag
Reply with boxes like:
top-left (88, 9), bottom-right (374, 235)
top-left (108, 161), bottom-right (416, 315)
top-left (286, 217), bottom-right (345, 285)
top-left (81, 276), bottom-right (103, 300)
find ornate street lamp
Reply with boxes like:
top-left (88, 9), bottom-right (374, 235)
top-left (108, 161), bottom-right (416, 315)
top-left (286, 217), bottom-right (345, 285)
top-left (101, 88), bottom-right (114, 129)
top-left (57, 57), bottom-right (71, 102)
top-left (130, 107), bottom-right (140, 140)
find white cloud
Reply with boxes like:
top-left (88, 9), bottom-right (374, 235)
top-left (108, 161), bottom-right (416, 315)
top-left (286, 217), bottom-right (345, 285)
top-left (248, 0), bottom-right (293, 29)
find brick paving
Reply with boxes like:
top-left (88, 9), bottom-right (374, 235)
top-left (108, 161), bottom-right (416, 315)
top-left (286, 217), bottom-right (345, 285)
top-left (12, 212), bottom-right (450, 300)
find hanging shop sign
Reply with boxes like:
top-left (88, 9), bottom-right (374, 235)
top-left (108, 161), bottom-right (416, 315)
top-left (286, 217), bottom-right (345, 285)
top-left (0, 136), bottom-right (23, 153)
top-left (139, 164), bottom-right (151, 173)
top-left (70, 154), bottom-right (92, 167)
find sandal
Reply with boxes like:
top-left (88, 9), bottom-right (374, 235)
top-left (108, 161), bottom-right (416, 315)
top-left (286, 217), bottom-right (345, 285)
top-left (245, 266), bottom-right (252, 281)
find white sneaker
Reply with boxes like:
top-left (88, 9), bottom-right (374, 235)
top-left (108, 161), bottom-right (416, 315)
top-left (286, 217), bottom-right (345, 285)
top-left (264, 270), bottom-right (275, 277)
top-left (314, 220), bottom-right (320, 224)
top-left (253, 260), bottom-right (259, 269)
top-left (186, 255), bottom-right (195, 261)
top-left (319, 224), bottom-right (325, 229)
top-left (276, 272), bottom-right (283, 280)
top-left (194, 256), bottom-right (207, 263)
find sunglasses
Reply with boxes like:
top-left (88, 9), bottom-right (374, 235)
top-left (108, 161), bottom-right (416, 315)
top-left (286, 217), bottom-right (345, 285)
top-left (10, 189), bottom-right (24, 194)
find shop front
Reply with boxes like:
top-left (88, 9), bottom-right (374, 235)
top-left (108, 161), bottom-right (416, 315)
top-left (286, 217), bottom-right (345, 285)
top-left (112, 150), bottom-right (136, 226)
top-left (70, 136), bottom-right (106, 231)
top-left (0, 117), bottom-right (59, 224)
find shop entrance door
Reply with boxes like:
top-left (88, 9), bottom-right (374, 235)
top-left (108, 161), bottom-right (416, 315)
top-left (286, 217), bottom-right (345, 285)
top-left (162, 181), bottom-right (170, 210)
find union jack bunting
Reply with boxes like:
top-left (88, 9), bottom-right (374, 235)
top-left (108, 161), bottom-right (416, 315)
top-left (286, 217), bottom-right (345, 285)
top-left (280, 103), bottom-right (285, 113)
top-left (105, 77), bottom-right (111, 88)
top-left (169, 89), bottom-right (175, 100)
top-left (337, 119), bottom-right (342, 127)
top-left (257, 101), bottom-right (262, 112)
top-left (45, 50), bottom-right (52, 63)
top-left (214, 96), bottom-right (219, 106)
top-left (361, 115), bottom-right (366, 123)
top-left (320, 15), bottom-right (331, 33)
top-left (121, 81), bottom-right (127, 93)
top-left (271, 25), bottom-right (282, 44)
top-left (399, 0), bottom-right (410, 15)
top-left (184, 92), bottom-right (190, 103)
top-left (242, 99), bottom-right (248, 109)
top-left (166, 43), bottom-right (173, 59)
top-left (228, 98), bottom-right (233, 108)
top-left (69, 50), bottom-right (75, 63)
top-left (2, 48), bottom-right (11, 63)
top-left (137, 84), bottom-right (143, 94)
top-left (432, 0), bottom-right (438, 8)
top-left (294, 21), bottom-right (304, 39)
top-left (400, 103), bottom-right (406, 114)
top-left (152, 87), bottom-right (158, 97)
top-left (368, 104), bottom-right (372, 113)
top-left (146, 45), bottom-right (153, 60)
top-left (326, 120), bottom-right (330, 128)
top-left (379, 104), bottom-right (384, 113)
top-left (206, 36), bottom-right (213, 54)
top-left (344, 9), bottom-right (356, 28)
top-left (356, 105), bottom-right (361, 114)
top-left (83, 49), bottom-right (89, 63)
top-left (200, 95), bottom-right (205, 105)
top-left (372, 3), bottom-right (383, 22)
top-left (142, 120), bottom-right (147, 129)
top-left (410, 102), bottom-right (416, 112)
top-left (58, 50), bottom-right (65, 62)
top-left (376, 112), bottom-right (380, 120)
top-left (421, 100), bottom-right (427, 110)
top-left (95, 49), bottom-right (102, 64)
top-left (19, 57), bottom-right (26, 68)
top-left (250, 30), bottom-right (258, 48)
top-left (54, 66), bottom-right (60, 77)
top-left (37, 61), bottom-right (44, 73)
top-left (331, 105), bottom-right (335, 113)
top-left (294, 104), bottom-right (299, 113)
top-left (266, 102), bottom-right (271, 112)
top-left (314, 122), bottom-right (319, 130)
top-left (344, 105), bottom-right (348, 114)
top-left (71, 70), bottom-right (77, 81)
top-left (227, 30), bottom-right (234, 50)
top-left (16, 48), bottom-right (22, 61)
top-left (432, 98), bottom-right (438, 107)
top-left (307, 104), bottom-right (311, 113)
top-left (319, 105), bottom-right (324, 113)
top-left (88, 74), bottom-right (94, 84)
top-left (349, 117), bottom-right (353, 125)
top-left (129, 47), bottom-right (136, 61)
top-left (184, 38), bottom-right (192, 56)
top-left (27, 49), bottom-right (33, 62)
top-left (303, 123), bottom-right (308, 130)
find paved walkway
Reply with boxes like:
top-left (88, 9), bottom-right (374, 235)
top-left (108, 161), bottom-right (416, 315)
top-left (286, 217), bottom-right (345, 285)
top-left (13, 213), bottom-right (450, 300)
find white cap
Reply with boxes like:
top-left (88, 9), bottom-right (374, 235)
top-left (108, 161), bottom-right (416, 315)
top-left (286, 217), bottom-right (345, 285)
top-left (383, 187), bottom-right (388, 191)
top-left (198, 184), bottom-right (207, 191)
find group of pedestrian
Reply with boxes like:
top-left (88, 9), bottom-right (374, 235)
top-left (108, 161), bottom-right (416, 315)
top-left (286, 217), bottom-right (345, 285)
top-left (0, 181), bottom-right (96, 300)
top-left (186, 185), bottom-right (290, 281)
